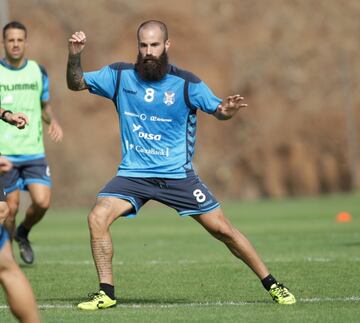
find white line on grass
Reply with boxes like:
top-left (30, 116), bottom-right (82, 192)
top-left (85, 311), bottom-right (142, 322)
top-left (0, 296), bottom-right (359, 310)
top-left (37, 257), bottom-right (360, 266)
top-left (38, 260), bottom-right (198, 266)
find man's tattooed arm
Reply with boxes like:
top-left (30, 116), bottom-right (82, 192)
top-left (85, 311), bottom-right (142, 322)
top-left (67, 54), bottom-right (87, 91)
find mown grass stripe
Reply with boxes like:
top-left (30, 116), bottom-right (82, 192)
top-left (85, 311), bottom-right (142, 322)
top-left (0, 296), bottom-right (359, 310)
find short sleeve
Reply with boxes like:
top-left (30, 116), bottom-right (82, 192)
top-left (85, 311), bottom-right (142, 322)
top-left (188, 81), bottom-right (222, 114)
top-left (84, 65), bottom-right (118, 100)
top-left (39, 65), bottom-right (50, 102)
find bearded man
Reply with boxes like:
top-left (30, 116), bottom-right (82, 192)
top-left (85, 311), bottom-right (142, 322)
top-left (66, 20), bottom-right (296, 310)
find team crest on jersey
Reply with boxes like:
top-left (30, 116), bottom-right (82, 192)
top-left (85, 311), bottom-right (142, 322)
top-left (1, 95), bottom-right (13, 104)
top-left (163, 91), bottom-right (175, 106)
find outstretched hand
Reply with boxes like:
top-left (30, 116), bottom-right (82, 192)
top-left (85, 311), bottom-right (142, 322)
top-left (68, 31), bottom-right (86, 55)
top-left (215, 95), bottom-right (248, 120)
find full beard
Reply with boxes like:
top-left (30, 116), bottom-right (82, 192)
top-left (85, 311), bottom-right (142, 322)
top-left (135, 51), bottom-right (169, 82)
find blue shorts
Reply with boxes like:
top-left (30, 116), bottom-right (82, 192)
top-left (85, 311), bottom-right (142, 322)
top-left (1, 157), bottom-right (52, 194)
top-left (0, 225), bottom-right (9, 250)
top-left (98, 173), bottom-right (220, 217)
top-left (0, 177), bottom-right (5, 202)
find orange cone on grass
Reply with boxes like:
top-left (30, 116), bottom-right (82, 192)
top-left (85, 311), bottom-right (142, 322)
top-left (336, 211), bottom-right (352, 223)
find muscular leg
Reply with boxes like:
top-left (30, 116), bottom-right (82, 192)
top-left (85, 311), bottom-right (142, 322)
top-left (7, 184), bottom-right (50, 264)
top-left (4, 190), bottom-right (20, 239)
top-left (0, 202), bottom-right (9, 225)
top-left (192, 208), bottom-right (269, 279)
top-left (88, 197), bottom-right (133, 285)
top-left (0, 240), bottom-right (40, 323)
top-left (22, 184), bottom-right (51, 231)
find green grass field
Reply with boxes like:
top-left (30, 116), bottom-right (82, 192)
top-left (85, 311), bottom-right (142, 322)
top-left (1, 192), bottom-right (360, 322)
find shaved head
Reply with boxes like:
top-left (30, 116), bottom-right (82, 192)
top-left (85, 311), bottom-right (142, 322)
top-left (135, 20), bottom-right (170, 81)
top-left (137, 20), bottom-right (168, 42)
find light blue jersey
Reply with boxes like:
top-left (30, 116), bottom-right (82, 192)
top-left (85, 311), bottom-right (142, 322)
top-left (84, 63), bottom-right (221, 178)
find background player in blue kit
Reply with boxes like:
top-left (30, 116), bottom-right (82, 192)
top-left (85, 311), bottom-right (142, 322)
top-left (67, 20), bottom-right (296, 310)
top-left (0, 112), bottom-right (40, 322)
top-left (0, 170), bottom-right (40, 323)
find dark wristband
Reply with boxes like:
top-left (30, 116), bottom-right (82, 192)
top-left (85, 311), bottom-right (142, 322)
top-left (1, 110), bottom-right (13, 121)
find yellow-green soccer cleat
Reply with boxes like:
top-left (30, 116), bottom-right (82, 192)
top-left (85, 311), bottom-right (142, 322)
top-left (77, 291), bottom-right (116, 310)
top-left (269, 283), bottom-right (296, 304)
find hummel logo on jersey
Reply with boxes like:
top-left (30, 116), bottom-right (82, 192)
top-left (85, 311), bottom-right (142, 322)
top-left (123, 88), bottom-right (137, 95)
top-left (163, 91), bottom-right (175, 106)
top-left (132, 124), bottom-right (142, 132)
top-left (0, 82), bottom-right (39, 92)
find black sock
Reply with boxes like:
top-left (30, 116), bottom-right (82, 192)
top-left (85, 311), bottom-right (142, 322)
top-left (261, 274), bottom-right (277, 291)
top-left (16, 223), bottom-right (30, 239)
top-left (100, 283), bottom-right (115, 300)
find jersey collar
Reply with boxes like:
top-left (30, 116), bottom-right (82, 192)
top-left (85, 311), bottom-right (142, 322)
top-left (0, 58), bottom-right (28, 70)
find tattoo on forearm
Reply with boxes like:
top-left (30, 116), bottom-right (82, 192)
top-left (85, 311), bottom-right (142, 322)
top-left (67, 54), bottom-right (87, 90)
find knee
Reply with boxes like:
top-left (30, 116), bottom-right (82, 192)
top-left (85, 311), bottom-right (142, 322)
top-left (33, 196), bottom-right (51, 211)
top-left (88, 210), bottom-right (109, 234)
top-left (0, 202), bottom-right (9, 224)
top-left (6, 199), bottom-right (19, 217)
top-left (0, 260), bottom-right (21, 284)
top-left (210, 223), bottom-right (236, 243)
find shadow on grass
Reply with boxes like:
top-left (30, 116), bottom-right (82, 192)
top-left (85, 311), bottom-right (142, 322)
top-left (18, 264), bottom-right (36, 269)
top-left (38, 297), bottom-right (189, 305)
top-left (37, 296), bottom-right (270, 306)
top-left (343, 241), bottom-right (360, 247)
